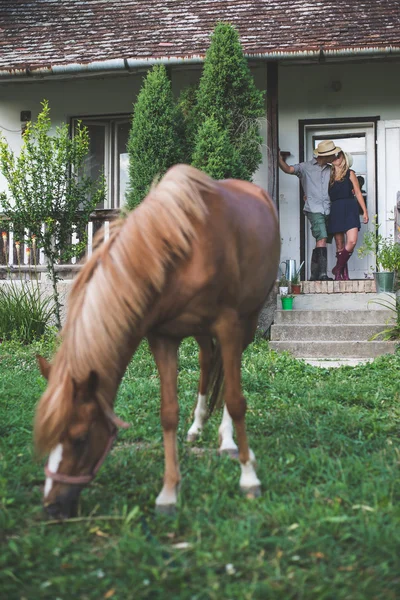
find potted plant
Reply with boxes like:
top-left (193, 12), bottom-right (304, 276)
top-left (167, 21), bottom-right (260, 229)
top-left (357, 218), bottom-right (400, 293)
top-left (278, 274), bottom-right (289, 296)
top-left (290, 273), bottom-right (302, 295)
top-left (281, 293), bottom-right (294, 310)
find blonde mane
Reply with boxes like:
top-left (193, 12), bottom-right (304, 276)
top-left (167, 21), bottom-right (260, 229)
top-left (35, 165), bottom-right (215, 454)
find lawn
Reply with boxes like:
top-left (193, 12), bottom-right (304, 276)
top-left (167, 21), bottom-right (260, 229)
top-left (1, 336), bottom-right (400, 600)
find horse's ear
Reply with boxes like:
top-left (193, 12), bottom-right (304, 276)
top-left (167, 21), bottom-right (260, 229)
top-left (37, 355), bottom-right (51, 380)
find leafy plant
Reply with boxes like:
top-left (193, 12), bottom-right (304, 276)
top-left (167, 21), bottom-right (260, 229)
top-left (358, 217), bottom-right (400, 272)
top-left (368, 294), bottom-right (400, 340)
top-left (126, 65), bottom-right (184, 209)
top-left (278, 274), bottom-right (289, 287)
top-left (0, 100), bottom-right (105, 329)
top-left (0, 281), bottom-right (54, 344)
top-left (291, 273), bottom-right (300, 285)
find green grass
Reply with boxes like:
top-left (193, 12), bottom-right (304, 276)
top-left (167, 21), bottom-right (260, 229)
top-left (1, 337), bottom-right (400, 599)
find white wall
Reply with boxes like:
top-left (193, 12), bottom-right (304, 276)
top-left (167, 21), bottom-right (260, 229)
top-left (278, 59), bottom-right (400, 266)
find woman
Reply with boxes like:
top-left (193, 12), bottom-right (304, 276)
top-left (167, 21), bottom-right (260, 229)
top-left (328, 150), bottom-right (369, 280)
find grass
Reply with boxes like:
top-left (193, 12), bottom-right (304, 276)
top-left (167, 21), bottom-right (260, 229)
top-left (1, 336), bottom-right (400, 599)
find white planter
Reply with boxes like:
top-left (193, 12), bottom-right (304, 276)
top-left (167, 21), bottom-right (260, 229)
top-left (279, 286), bottom-right (289, 296)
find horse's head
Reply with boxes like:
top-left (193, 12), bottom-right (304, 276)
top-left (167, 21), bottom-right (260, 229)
top-left (35, 355), bottom-right (129, 520)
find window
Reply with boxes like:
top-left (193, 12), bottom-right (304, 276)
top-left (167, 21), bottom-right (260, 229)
top-left (72, 116), bottom-right (131, 209)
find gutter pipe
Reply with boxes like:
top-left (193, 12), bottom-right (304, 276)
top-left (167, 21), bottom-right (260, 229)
top-left (0, 46), bottom-right (400, 80)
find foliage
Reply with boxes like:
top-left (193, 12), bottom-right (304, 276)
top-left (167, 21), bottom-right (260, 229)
top-left (190, 23), bottom-right (265, 180)
top-left (278, 274), bottom-right (290, 287)
top-left (0, 280), bottom-right (54, 343)
top-left (0, 101), bottom-right (105, 329)
top-left (1, 338), bottom-right (400, 598)
top-left (126, 65), bottom-right (184, 209)
top-left (290, 272), bottom-right (300, 285)
top-left (358, 216), bottom-right (400, 272)
top-left (191, 116), bottom-right (244, 179)
top-left (368, 293), bottom-right (400, 340)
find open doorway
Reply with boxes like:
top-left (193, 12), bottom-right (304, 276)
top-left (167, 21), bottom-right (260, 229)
top-left (301, 121), bottom-right (377, 280)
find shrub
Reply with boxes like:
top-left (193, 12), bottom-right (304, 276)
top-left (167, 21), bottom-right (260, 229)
top-left (0, 100), bottom-right (105, 329)
top-left (192, 116), bottom-right (244, 179)
top-left (0, 281), bottom-right (54, 344)
top-left (191, 23), bottom-right (265, 180)
top-left (126, 65), bottom-right (184, 209)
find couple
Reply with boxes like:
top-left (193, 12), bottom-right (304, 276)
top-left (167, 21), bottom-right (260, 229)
top-left (279, 140), bottom-right (369, 281)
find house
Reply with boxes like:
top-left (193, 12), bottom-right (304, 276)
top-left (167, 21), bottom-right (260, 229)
top-left (0, 0), bottom-right (400, 281)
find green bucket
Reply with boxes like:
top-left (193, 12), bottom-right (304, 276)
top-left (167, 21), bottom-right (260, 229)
top-left (281, 296), bottom-right (294, 310)
top-left (374, 272), bottom-right (395, 293)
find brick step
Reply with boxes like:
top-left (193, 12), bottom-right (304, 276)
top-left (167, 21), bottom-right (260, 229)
top-left (274, 309), bottom-right (394, 325)
top-left (300, 280), bottom-right (376, 294)
top-left (269, 340), bottom-right (397, 358)
top-left (271, 324), bottom-right (389, 342)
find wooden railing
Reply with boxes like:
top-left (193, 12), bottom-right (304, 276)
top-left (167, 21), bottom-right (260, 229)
top-left (0, 209), bottom-right (120, 280)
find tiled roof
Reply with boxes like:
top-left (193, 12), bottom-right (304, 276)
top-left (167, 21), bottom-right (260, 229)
top-left (0, 0), bottom-right (400, 74)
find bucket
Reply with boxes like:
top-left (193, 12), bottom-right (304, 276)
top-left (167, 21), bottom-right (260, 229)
top-left (281, 296), bottom-right (294, 310)
top-left (374, 271), bottom-right (395, 293)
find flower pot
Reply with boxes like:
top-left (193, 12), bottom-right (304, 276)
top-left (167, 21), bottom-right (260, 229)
top-left (279, 286), bottom-right (289, 296)
top-left (281, 296), bottom-right (294, 310)
top-left (374, 271), bottom-right (395, 293)
top-left (291, 283), bottom-right (301, 295)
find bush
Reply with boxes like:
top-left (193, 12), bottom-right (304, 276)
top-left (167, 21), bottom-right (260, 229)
top-left (126, 65), bottom-right (184, 209)
top-left (191, 23), bottom-right (265, 180)
top-left (192, 116), bottom-right (244, 179)
top-left (0, 281), bottom-right (54, 344)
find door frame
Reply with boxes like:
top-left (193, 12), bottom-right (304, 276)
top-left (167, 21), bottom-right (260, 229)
top-left (298, 116), bottom-right (380, 281)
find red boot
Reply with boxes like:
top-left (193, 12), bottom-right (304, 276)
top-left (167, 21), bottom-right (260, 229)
top-left (332, 252), bottom-right (343, 281)
top-left (334, 249), bottom-right (351, 281)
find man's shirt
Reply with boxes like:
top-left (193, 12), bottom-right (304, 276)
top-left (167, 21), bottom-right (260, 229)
top-left (292, 158), bottom-right (331, 215)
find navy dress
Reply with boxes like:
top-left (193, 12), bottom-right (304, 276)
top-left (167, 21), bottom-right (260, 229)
top-left (328, 169), bottom-right (360, 234)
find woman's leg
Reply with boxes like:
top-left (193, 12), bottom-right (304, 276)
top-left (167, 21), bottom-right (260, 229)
top-left (341, 228), bottom-right (358, 280)
top-left (332, 233), bottom-right (345, 280)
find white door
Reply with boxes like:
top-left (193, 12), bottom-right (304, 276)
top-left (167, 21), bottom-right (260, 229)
top-left (305, 125), bottom-right (376, 279)
top-left (377, 120), bottom-right (400, 239)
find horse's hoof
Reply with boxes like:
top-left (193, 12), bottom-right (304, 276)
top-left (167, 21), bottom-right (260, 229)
top-left (186, 433), bottom-right (198, 443)
top-left (241, 485), bottom-right (261, 499)
top-left (155, 503), bottom-right (176, 516)
top-left (218, 447), bottom-right (239, 460)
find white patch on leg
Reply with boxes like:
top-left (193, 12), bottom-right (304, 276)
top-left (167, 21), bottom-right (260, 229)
top-left (44, 444), bottom-right (63, 498)
top-left (155, 484), bottom-right (178, 507)
top-left (218, 405), bottom-right (238, 453)
top-left (240, 456), bottom-right (261, 490)
top-left (187, 393), bottom-right (207, 440)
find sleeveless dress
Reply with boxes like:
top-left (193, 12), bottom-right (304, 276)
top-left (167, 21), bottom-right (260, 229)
top-left (328, 169), bottom-right (360, 234)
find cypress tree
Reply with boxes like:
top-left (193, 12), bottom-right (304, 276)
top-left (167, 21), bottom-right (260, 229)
top-left (192, 23), bottom-right (265, 180)
top-left (192, 117), bottom-right (244, 179)
top-left (127, 65), bottom-right (183, 209)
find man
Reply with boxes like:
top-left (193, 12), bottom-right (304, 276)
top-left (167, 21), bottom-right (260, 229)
top-left (279, 140), bottom-right (341, 281)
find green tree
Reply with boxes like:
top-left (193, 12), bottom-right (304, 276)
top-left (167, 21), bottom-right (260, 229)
top-left (0, 100), bottom-right (105, 329)
top-left (127, 65), bottom-right (183, 208)
top-left (192, 23), bottom-right (265, 180)
top-left (192, 116), bottom-right (244, 179)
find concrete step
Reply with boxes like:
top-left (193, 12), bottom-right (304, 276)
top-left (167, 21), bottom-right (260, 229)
top-left (274, 309), bottom-right (394, 325)
top-left (277, 292), bottom-right (395, 311)
top-left (271, 324), bottom-right (390, 342)
top-left (302, 358), bottom-right (374, 368)
top-left (269, 340), bottom-right (397, 358)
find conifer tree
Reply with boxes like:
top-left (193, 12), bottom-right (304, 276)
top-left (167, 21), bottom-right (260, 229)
top-left (192, 117), bottom-right (244, 179)
top-left (127, 65), bottom-right (183, 208)
top-left (192, 23), bottom-right (265, 180)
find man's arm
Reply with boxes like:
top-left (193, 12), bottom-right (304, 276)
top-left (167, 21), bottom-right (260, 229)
top-left (278, 152), bottom-right (295, 174)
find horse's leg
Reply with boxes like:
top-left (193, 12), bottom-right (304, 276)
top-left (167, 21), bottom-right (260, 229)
top-left (148, 334), bottom-right (181, 513)
top-left (214, 310), bottom-right (261, 497)
top-left (187, 335), bottom-right (213, 442)
top-left (218, 312), bottom-right (259, 459)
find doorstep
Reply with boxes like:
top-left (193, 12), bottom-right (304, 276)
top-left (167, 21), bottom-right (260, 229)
top-left (301, 280), bottom-right (376, 294)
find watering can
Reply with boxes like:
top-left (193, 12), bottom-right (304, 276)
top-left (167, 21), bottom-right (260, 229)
top-left (280, 259), bottom-right (304, 282)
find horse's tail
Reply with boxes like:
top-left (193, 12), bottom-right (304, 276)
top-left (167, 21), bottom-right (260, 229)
top-left (207, 340), bottom-right (225, 414)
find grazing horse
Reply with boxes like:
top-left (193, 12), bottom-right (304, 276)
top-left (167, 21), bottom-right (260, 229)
top-left (35, 164), bottom-right (280, 519)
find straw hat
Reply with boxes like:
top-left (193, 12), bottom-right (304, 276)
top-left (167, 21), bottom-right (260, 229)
top-left (314, 140), bottom-right (342, 157)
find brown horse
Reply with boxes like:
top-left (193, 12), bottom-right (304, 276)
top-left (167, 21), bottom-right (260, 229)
top-left (35, 164), bottom-right (280, 519)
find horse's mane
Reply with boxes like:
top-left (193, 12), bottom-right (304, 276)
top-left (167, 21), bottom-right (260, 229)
top-left (35, 164), bottom-right (215, 455)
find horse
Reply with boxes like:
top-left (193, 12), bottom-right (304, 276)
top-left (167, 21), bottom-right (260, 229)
top-left (34, 164), bottom-right (280, 519)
